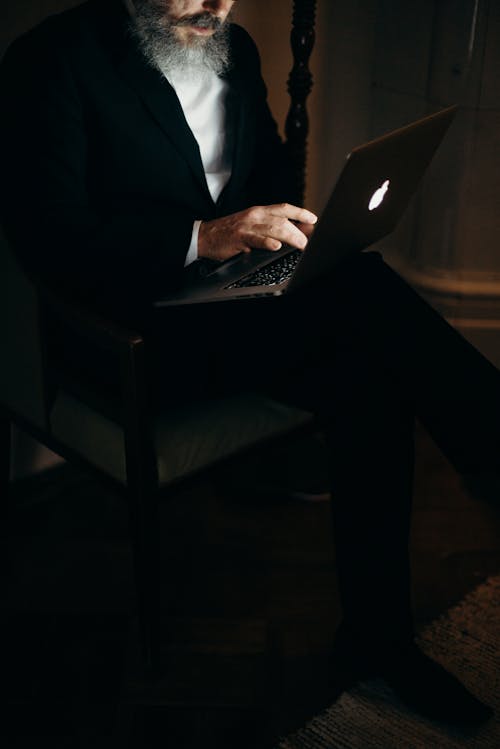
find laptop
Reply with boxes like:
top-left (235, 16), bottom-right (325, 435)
top-left (155, 105), bottom-right (457, 308)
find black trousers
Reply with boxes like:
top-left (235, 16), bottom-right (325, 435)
top-left (146, 251), bottom-right (500, 649)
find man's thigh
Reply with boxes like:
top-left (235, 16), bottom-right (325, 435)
top-left (145, 251), bottom-right (390, 408)
top-left (146, 293), bottom-right (308, 404)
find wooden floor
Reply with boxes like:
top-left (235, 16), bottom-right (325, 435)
top-left (2, 422), bottom-right (500, 748)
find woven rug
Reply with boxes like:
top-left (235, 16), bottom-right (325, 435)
top-left (279, 576), bottom-right (500, 748)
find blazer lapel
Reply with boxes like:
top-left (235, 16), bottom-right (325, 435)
top-left (116, 39), bottom-right (213, 202)
top-left (216, 63), bottom-right (254, 210)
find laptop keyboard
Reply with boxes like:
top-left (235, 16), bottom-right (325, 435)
top-left (225, 250), bottom-right (302, 289)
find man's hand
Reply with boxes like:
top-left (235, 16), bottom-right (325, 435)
top-left (198, 203), bottom-right (318, 262)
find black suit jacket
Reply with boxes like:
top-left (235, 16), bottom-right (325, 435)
top-left (1, 0), bottom-right (294, 315)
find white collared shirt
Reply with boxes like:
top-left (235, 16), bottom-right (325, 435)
top-left (163, 67), bottom-right (232, 266)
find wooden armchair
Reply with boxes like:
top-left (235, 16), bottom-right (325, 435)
top-left (1, 1), bottom-right (318, 673)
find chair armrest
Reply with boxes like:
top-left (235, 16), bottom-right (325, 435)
top-left (37, 286), bottom-right (146, 423)
top-left (37, 286), bottom-right (159, 486)
top-left (37, 287), bottom-right (148, 420)
top-left (37, 286), bottom-right (143, 355)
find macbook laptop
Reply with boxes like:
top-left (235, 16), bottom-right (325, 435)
top-left (155, 105), bottom-right (457, 308)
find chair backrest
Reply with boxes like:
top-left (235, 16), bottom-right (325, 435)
top-left (286, 0), bottom-right (317, 204)
top-left (0, 227), bottom-right (48, 430)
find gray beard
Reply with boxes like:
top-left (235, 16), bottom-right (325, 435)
top-left (131, 1), bottom-right (232, 78)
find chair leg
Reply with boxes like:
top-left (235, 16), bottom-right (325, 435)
top-left (0, 415), bottom-right (11, 570)
top-left (0, 414), bottom-right (11, 529)
top-left (127, 480), bottom-right (161, 676)
top-left (121, 335), bottom-right (162, 674)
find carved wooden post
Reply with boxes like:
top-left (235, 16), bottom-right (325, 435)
top-left (286, 0), bottom-right (317, 204)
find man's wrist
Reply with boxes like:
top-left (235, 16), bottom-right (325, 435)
top-left (198, 219), bottom-right (212, 260)
top-left (184, 220), bottom-right (202, 267)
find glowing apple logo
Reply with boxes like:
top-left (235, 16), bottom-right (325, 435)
top-left (368, 179), bottom-right (390, 211)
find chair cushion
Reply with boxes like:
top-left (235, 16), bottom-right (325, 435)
top-left (49, 391), bottom-right (313, 486)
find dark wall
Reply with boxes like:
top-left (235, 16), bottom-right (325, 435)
top-left (1, 0), bottom-right (85, 56)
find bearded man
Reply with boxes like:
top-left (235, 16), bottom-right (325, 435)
top-left (1, 0), bottom-right (497, 727)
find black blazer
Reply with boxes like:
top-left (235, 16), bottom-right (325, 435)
top-left (1, 0), bottom-right (294, 313)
